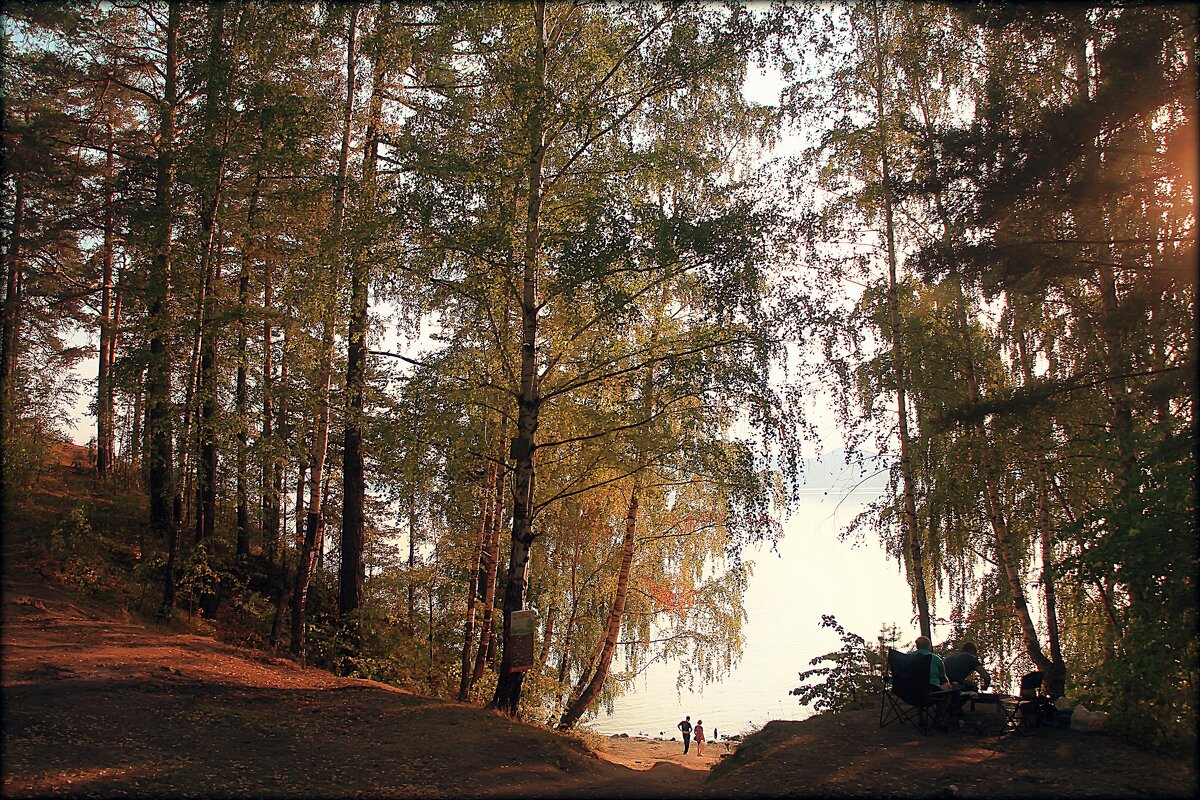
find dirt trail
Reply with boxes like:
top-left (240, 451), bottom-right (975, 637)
top-left (3, 566), bottom-right (1195, 799)
top-left (2, 569), bottom-right (702, 799)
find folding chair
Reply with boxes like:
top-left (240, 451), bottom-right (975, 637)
top-left (879, 648), bottom-right (955, 734)
top-left (1000, 671), bottom-right (1051, 736)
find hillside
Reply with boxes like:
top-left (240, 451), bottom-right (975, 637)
top-left (3, 565), bottom-right (697, 799)
top-left (4, 563), bottom-right (1196, 798)
top-left (3, 447), bottom-right (1195, 798)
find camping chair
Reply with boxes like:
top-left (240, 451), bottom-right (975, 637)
top-left (879, 649), bottom-right (955, 734)
top-left (1000, 671), bottom-right (1051, 735)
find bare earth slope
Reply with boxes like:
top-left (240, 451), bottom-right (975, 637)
top-left (4, 566), bottom-right (1195, 796)
top-left (3, 563), bottom-right (1196, 799)
top-left (2, 569), bottom-right (701, 799)
top-left (699, 713), bottom-right (1196, 799)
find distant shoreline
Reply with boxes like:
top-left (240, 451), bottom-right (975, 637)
top-left (590, 728), bottom-right (746, 745)
top-left (590, 734), bottom-right (727, 772)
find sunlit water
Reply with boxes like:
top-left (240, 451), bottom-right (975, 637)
top-left (583, 489), bottom-right (916, 739)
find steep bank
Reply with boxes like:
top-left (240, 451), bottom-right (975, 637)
top-left (4, 447), bottom-right (1195, 800)
top-left (1, 568), bottom-right (699, 799)
top-left (701, 715), bottom-right (1196, 798)
top-left (4, 568), bottom-right (1195, 798)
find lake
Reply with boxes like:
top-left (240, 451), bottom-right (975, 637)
top-left (583, 489), bottom-right (916, 739)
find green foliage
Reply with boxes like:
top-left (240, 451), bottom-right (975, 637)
top-left (33, 496), bottom-right (145, 608)
top-left (176, 542), bottom-right (221, 610)
top-left (788, 1), bottom-right (1196, 747)
top-left (1068, 430), bottom-right (1198, 751)
top-left (790, 615), bottom-right (895, 715)
top-left (6, 1), bottom-right (1193, 748)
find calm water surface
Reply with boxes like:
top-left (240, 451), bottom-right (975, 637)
top-left (584, 490), bottom-right (915, 739)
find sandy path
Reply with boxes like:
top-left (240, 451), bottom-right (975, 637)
top-left (2, 569), bottom-right (711, 799)
top-left (593, 735), bottom-right (725, 771)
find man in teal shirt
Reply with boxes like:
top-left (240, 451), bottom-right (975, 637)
top-left (909, 636), bottom-right (952, 691)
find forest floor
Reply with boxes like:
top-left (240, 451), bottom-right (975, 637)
top-left (3, 447), bottom-right (1196, 799)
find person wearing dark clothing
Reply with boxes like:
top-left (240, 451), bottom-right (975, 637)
top-left (908, 636), bottom-right (951, 690)
top-left (945, 642), bottom-right (992, 693)
top-left (908, 635), bottom-right (954, 729)
top-left (677, 716), bottom-right (692, 754)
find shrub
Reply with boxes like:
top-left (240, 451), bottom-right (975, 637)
top-left (790, 615), bottom-right (894, 714)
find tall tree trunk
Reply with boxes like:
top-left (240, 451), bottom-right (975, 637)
top-left (870, 6), bottom-right (931, 638)
top-left (292, 6), bottom-right (358, 662)
top-left (153, 1), bottom-right (181, 616)
top-left (194, 223), bottom-right (222, 547)
top-left (1073, 20), bottom-right (1139, 612)
top-left (1013, 325), bottom-right (1067, 696)
top-left (108, 269), bottom-right (124, 471)
top-left (979, 455), bottom-right (1054, 677)
top-left (129, 364), bottom-right (144, 475)
top-left (470, 441), bottom-right (506, 691)
top-left (317, 471), bottom-right (331, 573)
top-left (950, 138), bottom-right (1053, 674)
top-left (1064, 19), bottom-right (1143, 633)
top-left (235, 254), bottom-right (250, 557)
top-left (492, 0), bottom-right (548, 717)
top-left (407, 494), bottom-right (417, 631)
top-left (943, 221), bottom-right (1054, 677)
top-left (176, 286), bottom-right (203, 534)
top-left (1035, 461), bottom-right (1065, 694)
top-left (97, 121), bottom-right (117, 477)
top-left (341, 20), bottom-right (394, 621)
top-left (557, 307), bottom-right (658, 729)
top-left (459, 438), bottom-right (496, 701)
top-left (914, 65), bottom-right (1060, 678)
top-left (295, 454), bottom-right (306, 543)
top-left (0, 175), bottom-right (25, 530)
top-left (261, 247), bottom-right (279, 560)
top-left (194, 3), bottom-right (228, 551)
top-left (558, 488), bottom-right (639, 729)
top-left (427, 585), bottom-right (435, 675)
top-left (237, 170), bottom-right (263, 560)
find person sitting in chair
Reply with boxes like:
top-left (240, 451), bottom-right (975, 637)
top-left (908, 636), bottom-right (952, 691)
top-left (944, 642), bottom-right (991, 694)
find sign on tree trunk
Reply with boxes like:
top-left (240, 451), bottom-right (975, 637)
top-left (508, 609), bottom-right (535, 673)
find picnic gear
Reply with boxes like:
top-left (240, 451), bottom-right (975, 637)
top-left (999, 671), bottom-right (1054, 735)
top-left (879, 648), bottom-right (956, 735)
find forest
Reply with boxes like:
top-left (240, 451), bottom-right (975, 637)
top-left (1, 1), bottom-right (1195, 747)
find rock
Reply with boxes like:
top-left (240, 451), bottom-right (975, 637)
top-left (1071, 704), bottom-right (1107, 732)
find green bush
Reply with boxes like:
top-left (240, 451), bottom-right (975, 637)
top-left (790, 615), bottom-right (894, 714)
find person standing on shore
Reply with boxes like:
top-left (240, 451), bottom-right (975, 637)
top-left (677, 715), bottom-right (692, 754)
top-left (694, 720), bottom-right (706, 756)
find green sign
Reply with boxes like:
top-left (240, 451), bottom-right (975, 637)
top-left (508, 609), bottom-right (536, 673)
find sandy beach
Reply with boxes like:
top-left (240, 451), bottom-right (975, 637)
top-left (592, 733), bottom-right (727, 771)
top-left (5, 562), bottom-right (1193, 799)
